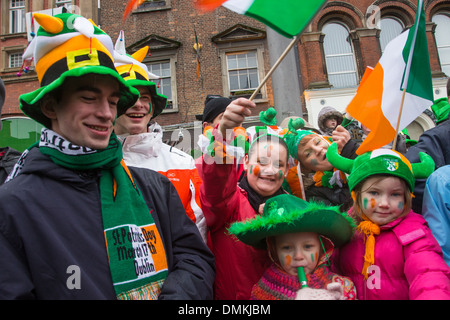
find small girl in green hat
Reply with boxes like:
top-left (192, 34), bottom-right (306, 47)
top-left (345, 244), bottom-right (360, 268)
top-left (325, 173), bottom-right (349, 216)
top-left (229, 193), bottom-right (357, 300)
top-left (326, 143), bottom-right (450, 300)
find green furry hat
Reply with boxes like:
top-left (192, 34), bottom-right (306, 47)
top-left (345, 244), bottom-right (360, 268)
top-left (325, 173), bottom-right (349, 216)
top-left (228, 194), bottom-right (356, 249)
top-left (326, 142), bottom-right (435, 191)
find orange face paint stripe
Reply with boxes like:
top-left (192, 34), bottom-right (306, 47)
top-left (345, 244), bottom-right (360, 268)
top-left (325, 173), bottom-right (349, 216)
top-left (370, 198), bottom-right (376, 208)
top-left (285, 255), bottom-right (291, 267)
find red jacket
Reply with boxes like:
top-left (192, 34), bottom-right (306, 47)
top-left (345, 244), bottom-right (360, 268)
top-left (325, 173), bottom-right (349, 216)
top-left (200, 156), bottom-right (271, 300)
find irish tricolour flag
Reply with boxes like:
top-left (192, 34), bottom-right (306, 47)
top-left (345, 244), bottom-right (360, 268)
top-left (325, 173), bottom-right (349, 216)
top-left (196, 0), bottom-right (327, 38)
top-left (346, 0), bottom-right (433, 155)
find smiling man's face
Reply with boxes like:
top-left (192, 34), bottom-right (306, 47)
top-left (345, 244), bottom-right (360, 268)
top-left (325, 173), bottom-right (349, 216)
top-left (42, 74), bottom-right (120, 150)
top-left (114, 86), bottom-right (153, 135)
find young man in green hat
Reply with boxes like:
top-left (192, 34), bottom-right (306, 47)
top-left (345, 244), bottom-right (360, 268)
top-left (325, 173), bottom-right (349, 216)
top-left (0, 13), bottom-right (214, 300)
top-left (113, 43), bottom-right (207, 243)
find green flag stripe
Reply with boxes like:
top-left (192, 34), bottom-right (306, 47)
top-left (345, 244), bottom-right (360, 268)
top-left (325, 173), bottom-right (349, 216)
top-left (401, 0), bottom-right (433, 101)
top-left (245, 0), bottom-right (327, 38)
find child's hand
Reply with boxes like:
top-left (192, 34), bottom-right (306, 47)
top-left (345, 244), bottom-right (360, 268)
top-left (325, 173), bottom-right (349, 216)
top-left (258, 203), bottom-right (265, 215)
top-left (295, 283), bottom-right (344, 300)
top-left (218, 98), bottom-right (256, 141)
top-left (331, 125), bottom-right (351, 151)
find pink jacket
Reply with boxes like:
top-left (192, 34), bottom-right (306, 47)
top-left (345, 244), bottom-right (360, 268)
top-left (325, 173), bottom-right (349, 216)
top-left (200, 157), bottom-right (271, 300)
top-left (332, 211), bottom-right (450, 300)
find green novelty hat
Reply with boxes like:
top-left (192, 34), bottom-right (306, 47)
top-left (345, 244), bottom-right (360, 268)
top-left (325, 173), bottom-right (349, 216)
top-left (114, 31), bottom-right (167, 119)
top-left (431, 97), bottom-right (450, 124)
top-left (283, 129), bottom-right (315, 161)
top-left (19, 13), bottom-right (139, 128)
top-left (228, 194), bottom-right (356, 249)
top-left (259, 107), bottom-right (277, 126)
top-left (326, 142), bottom-right (435, 191)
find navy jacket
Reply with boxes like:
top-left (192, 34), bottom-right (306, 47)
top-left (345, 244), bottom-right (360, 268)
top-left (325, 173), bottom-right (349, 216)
top-left (0, 148), bottom-right (215, 299)
top-left (405, 120), bottom-right (450, 214)
top-left (0, 147), bottom-right (21, 184)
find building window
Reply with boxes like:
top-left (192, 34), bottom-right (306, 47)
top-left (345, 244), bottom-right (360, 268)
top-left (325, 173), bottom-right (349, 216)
top-left (9, 0), bottom-right (25, 34)
top-left (322, 22), bottom-right (358, 88)
top-left (432, 13), bottom-right (450, 77)
top-left (226, 51), bottom-right (260, 97)
top-left (379, 17), bottom-right (404, 53)
top-left (133, 0), bottom-right (171, 12)
top-left (148, 60), bottom-right (175, 111)
top-left (55, 0), bottom-right (71, 5)
top-left (0, 117), bottom-right (44, 153)
top-left (8, 52), bottom-right (22, 68)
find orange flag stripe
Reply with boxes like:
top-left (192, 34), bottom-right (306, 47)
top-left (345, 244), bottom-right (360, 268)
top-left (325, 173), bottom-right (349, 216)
top-left (346, 63), bottom-right (396, 155)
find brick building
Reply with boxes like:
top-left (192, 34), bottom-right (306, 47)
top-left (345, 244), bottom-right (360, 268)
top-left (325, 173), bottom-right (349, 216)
top-left (0, 0), bottom-right (448, 152)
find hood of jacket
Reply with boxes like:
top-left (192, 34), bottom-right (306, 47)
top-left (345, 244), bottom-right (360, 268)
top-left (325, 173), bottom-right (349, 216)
top-left (318, 106), bottom-right (343, 134)
top-left (119, 122), bottom-right (163, 158)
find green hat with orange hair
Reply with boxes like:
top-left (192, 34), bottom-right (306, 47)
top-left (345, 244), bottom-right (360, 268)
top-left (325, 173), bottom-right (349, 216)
top-left (19, 12), bottom-right (139, 128)
top-left (326, 143), bottom-right (435, 191)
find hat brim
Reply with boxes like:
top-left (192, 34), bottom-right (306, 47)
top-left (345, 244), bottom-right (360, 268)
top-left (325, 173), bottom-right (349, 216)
top-left (229, 203), bottom-right (355, 249)
top-left (19, 66), bottom-right (140, 128)
top-left (124, 79), bottom-right (167, 119)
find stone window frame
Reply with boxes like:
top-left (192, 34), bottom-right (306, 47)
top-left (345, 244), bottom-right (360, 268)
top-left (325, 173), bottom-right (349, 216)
top-left (143, 52), bottom-right (179, 113)
top-left (131, 0), bottom-right (172, 14)
top-left (0, 44), bottom-right (26, 73)
top-left (0, 0), bottom-right (29, 36)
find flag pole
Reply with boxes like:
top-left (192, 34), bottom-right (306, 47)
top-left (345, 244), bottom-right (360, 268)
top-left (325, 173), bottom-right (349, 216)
top-left (249, 36), bottom-right (299, 101)
top-left (392, 88), bottom-right (407, 150)
top-left (393, 0), bottom-right (423, 151)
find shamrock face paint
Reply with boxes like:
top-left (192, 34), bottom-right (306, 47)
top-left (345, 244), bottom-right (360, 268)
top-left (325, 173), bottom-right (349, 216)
top-left (359, 176), bottom-right (407, 226)
top-left (274, 232), bottom-right (321, 276)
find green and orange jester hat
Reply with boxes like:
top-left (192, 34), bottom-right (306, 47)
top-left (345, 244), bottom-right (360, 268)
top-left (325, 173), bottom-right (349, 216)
top-left (114, 30), bottom-right (167, 119)
top-left (19, 13), bottom-right (139, 128)
top-left (326, 143), bottom-right (435, 192)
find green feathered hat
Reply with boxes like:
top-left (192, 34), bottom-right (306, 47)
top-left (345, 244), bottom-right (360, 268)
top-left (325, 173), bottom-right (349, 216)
top-left (114, 31), bottom-right (167, 119)
top-left (228, 194), bottom-right (356, 249)
top-left (431, 97), bottom-right (450, 124)
top-left (326, 142), bottom-right (435, 191)
top-left (19, 13), bottom-right (139, 128)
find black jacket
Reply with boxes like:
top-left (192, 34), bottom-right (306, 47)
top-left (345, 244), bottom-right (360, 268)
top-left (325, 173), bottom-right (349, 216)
top-left (0, 147), bottom-right (21, 184)
top-left (405, 120), bottom-right (450, 214)
top-left (0, 148), bottom-right (215, 299)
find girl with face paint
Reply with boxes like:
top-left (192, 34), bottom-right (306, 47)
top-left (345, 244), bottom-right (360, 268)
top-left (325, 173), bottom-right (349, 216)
top-left (200, 98), bottom-right (291, 300)
top-left (327, 146), bottom-right (450, 300)
top-left (228, 194), bottom-right (357, 300)
top-left (283, 127), bottom-right (359, 212)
